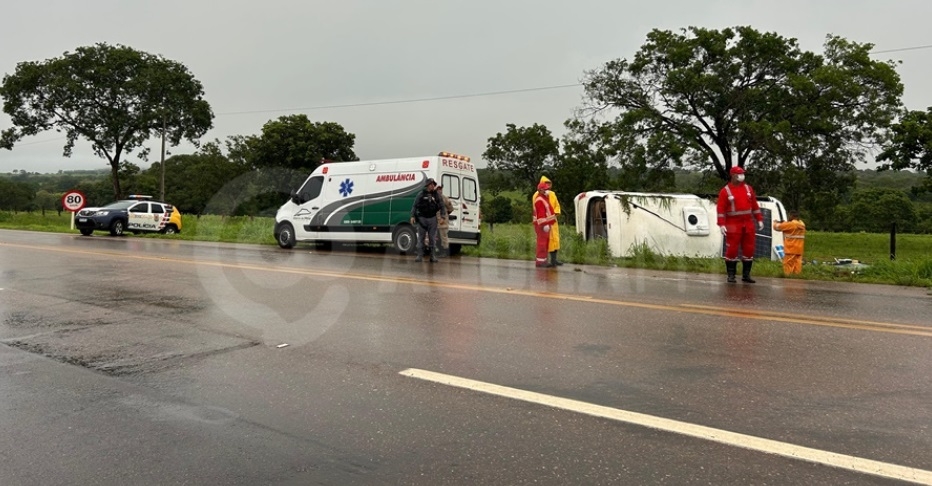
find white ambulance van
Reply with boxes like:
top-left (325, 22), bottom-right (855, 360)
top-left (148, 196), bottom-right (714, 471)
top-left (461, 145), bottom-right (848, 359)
top-left (274, 152), bottom-right (481, 254)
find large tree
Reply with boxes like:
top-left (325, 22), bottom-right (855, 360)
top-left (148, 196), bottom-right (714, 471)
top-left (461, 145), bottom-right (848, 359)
top-left (0, 43), bottom-right (213, 200)
top-left (251, 114), bottom-right (357, 171)
top-left (483, 123), bottom-right (560, 191)
top-left (575, 26), bottom-right (903, 182)
top-left (238, 115), bottom-right (357, 214)
top-left (877, 108), bottom-right (932, 192)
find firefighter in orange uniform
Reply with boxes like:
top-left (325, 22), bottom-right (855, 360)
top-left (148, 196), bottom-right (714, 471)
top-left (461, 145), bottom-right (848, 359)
top-left (717, 166), bottom-right (764, 283)
top-left (772, 211), bottom-right (806, 275)
top-left (533, 182), bottom-right (557, 268)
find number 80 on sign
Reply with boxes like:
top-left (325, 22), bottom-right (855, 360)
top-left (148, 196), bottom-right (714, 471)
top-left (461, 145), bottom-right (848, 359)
top-left (62, 190), bottom-right (87, 212)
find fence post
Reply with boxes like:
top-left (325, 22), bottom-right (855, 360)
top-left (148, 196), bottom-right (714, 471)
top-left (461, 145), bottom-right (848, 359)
top-left (890, 222), bottom-right (897, 261)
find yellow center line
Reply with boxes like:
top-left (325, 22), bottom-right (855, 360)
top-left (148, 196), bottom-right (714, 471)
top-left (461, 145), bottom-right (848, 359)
top-left (680, 303), bottom-right (932, 332)
top-left (4, 241), bottom-right (930, 338)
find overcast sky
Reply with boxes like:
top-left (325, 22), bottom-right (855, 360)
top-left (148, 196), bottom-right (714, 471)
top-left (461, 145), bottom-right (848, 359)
top-left (2, 0), bottom-right (932, 174)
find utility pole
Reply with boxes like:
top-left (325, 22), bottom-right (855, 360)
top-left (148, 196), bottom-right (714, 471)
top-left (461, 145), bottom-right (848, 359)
top-left (160, 116), bottom-right (166, 201)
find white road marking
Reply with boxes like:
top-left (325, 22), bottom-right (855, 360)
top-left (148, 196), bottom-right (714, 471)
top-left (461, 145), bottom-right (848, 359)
top-left (400, 368), bottom-right (932, 485)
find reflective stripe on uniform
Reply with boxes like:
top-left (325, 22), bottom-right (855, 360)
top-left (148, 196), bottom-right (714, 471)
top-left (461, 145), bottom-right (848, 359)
top-left (724, 185), bottom-right (735, 213)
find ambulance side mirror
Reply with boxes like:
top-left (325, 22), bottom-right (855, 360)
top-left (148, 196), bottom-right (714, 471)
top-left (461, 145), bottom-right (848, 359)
top-left (290, 191), bottom-right (303, 204)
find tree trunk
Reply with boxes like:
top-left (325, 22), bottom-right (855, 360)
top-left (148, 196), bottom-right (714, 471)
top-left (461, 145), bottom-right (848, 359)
top-left (110, 161), bottom-right (122, 201)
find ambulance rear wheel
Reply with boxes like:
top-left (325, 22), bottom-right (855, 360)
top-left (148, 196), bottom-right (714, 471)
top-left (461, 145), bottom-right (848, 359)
top-left (392, 225), bottom-right (416, 254)
top-left (276, 222), bottom-right (296, 249)
top-left (449, 244), bottom-right (462, 256)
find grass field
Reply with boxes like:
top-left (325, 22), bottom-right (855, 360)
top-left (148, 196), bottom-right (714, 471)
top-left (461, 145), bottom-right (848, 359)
top-left (1, 212), bottom-right (930, 288)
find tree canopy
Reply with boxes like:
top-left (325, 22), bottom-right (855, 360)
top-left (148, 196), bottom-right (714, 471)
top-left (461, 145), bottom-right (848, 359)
top-left (0, 43), bottom-right (214, 200)
top-left (250, 114), bottom-right (358, 171)
top-left (575, 26), bottom-right (903, 181)
top-left (877, 108), bottom-right (932, 192)
top-left (483, 123), bottom-right (560, 191)
top-left (838, 188), bottom-right (918, 233)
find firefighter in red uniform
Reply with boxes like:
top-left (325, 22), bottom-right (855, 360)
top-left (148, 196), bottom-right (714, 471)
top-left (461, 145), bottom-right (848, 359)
top-left (717, 166), bottom-right (764, 283)
top-left (533, 182), bottom-right (557, 268)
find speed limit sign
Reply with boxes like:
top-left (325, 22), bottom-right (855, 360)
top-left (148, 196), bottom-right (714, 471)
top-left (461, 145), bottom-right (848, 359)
top-left (62, 190), bottom-right (87, 212)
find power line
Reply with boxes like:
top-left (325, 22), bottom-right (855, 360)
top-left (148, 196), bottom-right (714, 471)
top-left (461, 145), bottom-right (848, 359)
top-left (214, 83), bottom-right (583, 116)
top-left (2, 83), bottom-right (584, 148)
top-left (11, 136), bottom-right (65, 147)
top-left (5, 41), bottom-right (932, 148)
top-left (871, 44), bottom-right (932, 54)
top-left (209, 42), bottom-right (932, 116)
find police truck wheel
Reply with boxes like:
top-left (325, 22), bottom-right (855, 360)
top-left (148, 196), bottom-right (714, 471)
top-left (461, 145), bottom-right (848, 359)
top-left (392, 226), bottom-right (416, 254)
top-left (162, 224), bottom-right (178, 235)
top-left (276, 222), bottom-right (296, 249)
top-left (79, 228), bottom-right (93, 236)
top-left (109, 219), bottom-right (125, 236)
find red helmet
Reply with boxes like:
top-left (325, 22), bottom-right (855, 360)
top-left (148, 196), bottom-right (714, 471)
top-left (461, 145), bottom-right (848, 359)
top-left (729, 166), bottom-right (745, 175)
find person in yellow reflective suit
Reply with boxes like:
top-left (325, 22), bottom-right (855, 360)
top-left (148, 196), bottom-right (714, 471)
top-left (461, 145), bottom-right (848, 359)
top-left (772, 211), bottom-right (806, 274)
top-left (530, 176), bottom-right (563, 266)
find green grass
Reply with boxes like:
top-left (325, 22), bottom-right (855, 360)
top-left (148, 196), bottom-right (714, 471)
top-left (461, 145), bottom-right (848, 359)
top-left (0, 211), bottom-right (76, 232)
top-left (0, 211), bottom-right (276, 245)
top-left (805, 231), bottom-right (926, 264)
top-left (466, 223), bottom-right (931, 288)
top-left (2, 212), bottom-right (930, 288)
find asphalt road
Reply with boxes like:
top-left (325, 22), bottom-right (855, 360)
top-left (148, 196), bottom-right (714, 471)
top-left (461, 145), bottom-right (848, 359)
top-left (1, 229), bottom-right (930, 485)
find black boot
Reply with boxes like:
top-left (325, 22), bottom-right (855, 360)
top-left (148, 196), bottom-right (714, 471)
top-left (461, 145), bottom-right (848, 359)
top-left (726, 260), bottom-right (737, 283)
top-left (550, 251), bottom-right (564, 266)
top-left (742, 260), bottom-right (756, 283)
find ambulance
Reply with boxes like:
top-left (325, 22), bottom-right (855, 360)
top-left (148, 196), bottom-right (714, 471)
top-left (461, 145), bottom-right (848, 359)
top-left (274, 152), bottom-right (481, 254)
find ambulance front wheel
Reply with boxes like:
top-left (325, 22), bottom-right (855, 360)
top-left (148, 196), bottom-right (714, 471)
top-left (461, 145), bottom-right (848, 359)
top-left (275, 222), bottom-right (296, 249)
top-left (392, 225), bottom-right (416, 254)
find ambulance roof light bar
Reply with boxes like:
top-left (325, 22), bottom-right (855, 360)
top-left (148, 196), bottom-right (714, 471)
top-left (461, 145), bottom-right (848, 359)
top-left (438, 152), bottom-right (470, 162)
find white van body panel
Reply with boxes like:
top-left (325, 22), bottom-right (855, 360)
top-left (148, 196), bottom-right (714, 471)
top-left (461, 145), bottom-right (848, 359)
top-left (575, 191), bottom-right (785, 260)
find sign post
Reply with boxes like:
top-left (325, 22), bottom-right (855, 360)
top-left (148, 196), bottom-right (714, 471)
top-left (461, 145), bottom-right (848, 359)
top-left (61, 190), bottom-right (87, 230)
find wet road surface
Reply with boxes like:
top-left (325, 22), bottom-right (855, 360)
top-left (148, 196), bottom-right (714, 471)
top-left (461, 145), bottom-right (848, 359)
top-left (1, 229), bottom-right (930, 485)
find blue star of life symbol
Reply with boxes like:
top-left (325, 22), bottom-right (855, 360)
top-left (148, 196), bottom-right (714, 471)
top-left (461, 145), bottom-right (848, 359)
top-left (339, 178), bottom-right (354, 197)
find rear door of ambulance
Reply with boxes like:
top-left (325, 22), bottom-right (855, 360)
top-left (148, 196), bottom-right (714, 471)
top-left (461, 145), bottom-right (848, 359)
top-left (438, 154), bottom-right (480, 240)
